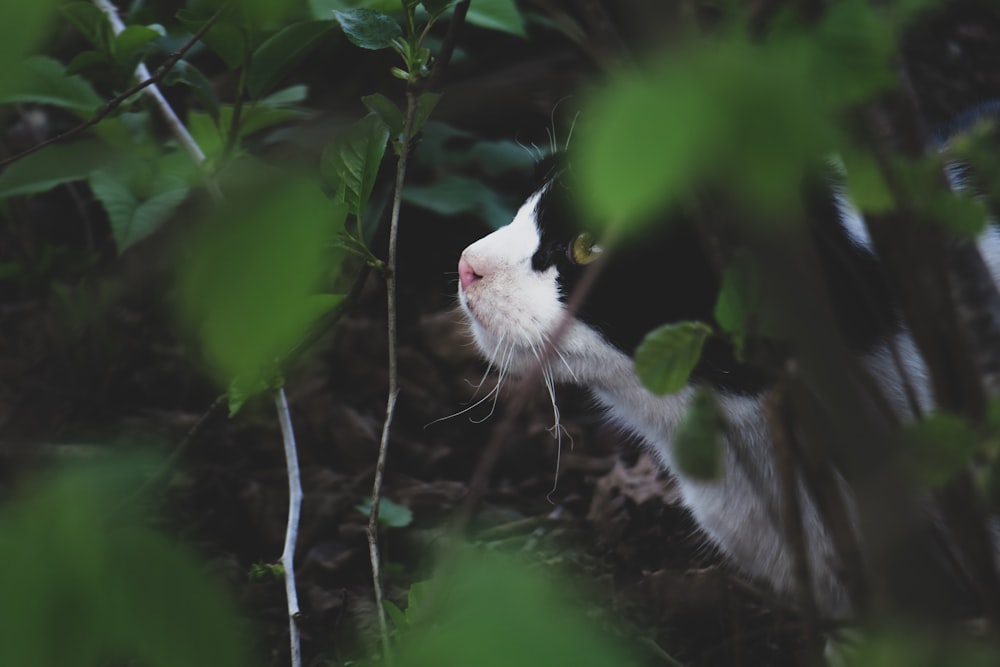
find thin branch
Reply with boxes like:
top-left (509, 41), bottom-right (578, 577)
top-left (767, 385), bottom-right (825, 667)
top-left (366, 83), bottom-right (419, 666)
top-left (275, 387), bottom-right (304, 667)
top-left (0, 3), bottom-right (223, 176)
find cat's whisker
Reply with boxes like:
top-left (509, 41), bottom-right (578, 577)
top-left (469, 340), bottom-right (516, 424)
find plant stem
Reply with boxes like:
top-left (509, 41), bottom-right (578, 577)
top-left (366, 83), bottom-right (417, 665)
top-left (275, 387), bottom-right (303, 667)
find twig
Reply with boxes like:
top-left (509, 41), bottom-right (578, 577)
top-left (366, 83), bottom-right (419, 665)
top-left (766, 385), bottom-right (825, 667)
top-left (275, 387), bottom-right (303, 667)
top-left (0, 3), bottom-right (223, 178)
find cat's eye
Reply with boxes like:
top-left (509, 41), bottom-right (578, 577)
top-left (568, 232), bottom-right (603, 265)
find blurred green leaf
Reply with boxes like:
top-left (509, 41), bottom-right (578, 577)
top-left (0, 3), bottom-right (58, 96)
top-left (176, 176), bottom-right (346, 389)
top-left (246, 20), bottom-right (335, 98)
top-left (634, 321), bottom-right (712, 395)
top-left (356, 496), bottom-right (414, 527)
top-left (396, 551), bottom-right (633, 667)
top-left (0, 456), bottom-right (250, 667)
top-left (65, 49), bottom-right (110, 76)
top-left (112, 24), bottom-right (162, 75)
top-left (363, 92), bottom-right (405, 137)
top-left (177, 9), bottom-right (249, 70)
top-left (674, 387), bottom-right (725, 481)
top-left (905, 412), bottom-right (979, 488)
top-left (260, 84), bottom-right (310, 107)
top-left (0, 141), bottom-right (114, 199)
top-left (421, 0), bottom-right (454, 18)
top-left (59, 1), bottom-right (112, 50)
top-left (577, 2), bottom-right (898, 231)
top-left (89, 168), bottom-right (189, 253)
top-left (403, 173), bottom-right (516, 229)
top-left (321, 113), bottom-right (391, 220)
top-left (0, 56), bottom-right (103, 116)
top-left (466, 0), bottom-right (526, 37)
top-left (163, 59), bottom-right (221, 121)
top-left (334, 8), bottom-right (402, 50)
top-left (841, 624), bottom-right (1000, 667)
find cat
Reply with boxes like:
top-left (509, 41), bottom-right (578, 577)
top-left (456, 152), bottom-right (1000, 618)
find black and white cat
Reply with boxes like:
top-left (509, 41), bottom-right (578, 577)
top-left (456, 154), bottom-right (1000, 617)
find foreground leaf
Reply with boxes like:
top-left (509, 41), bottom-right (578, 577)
top-left (674, 387), bottom-right (725, 481)
top-left (634, 321), bottom-right (712, 395)
top-left (0, 456), bottom-right (250, 667)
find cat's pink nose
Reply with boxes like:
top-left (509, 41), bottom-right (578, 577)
top-left (458, 256), bottom-right (482, 290)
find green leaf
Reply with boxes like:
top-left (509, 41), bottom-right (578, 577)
top-left (112, 24), bottom-right (162, 74)
top-left (65, 49), bottom-right (110, 76)
top-left (403, 173), bottom-right (516, 229)
top-left (356, 496), bottom-right (414, 528)
top-left (177, 9), bottom-right (249, 71)
top-left (89, 169), bottom-right (189, 253)
top-left (321, 113), bottom-right (391, 219)
top-left (395, 550), bottom-right (631, 667)
top-left (362, 92), bottom-right (404, 137)
top-left (228, 368), bottom-right (277, 416)
top-left (674, 388), bottom-right (725, 481)
top-left (0, 456), bottom-right (250, 667)
top-left (412, 91), bottom-right (441, 137)
top-left (0, 141), bottom-right (114, 199)
top-left (260, 84), bottom-right (310, 107)
top-left (383, 599), bottom-right (409, 630)
top-left (466, 0), bottom-right (526, 37)
top-left (246, 20), bottom-right (335, 99)
top-left (334, 8), bottom-right (402, 50)
top-left (421, 0), bottom-right (454, 18)
top-left (175, 175), bottom-right (346, 389)
top-left (905, 412), bottom-right (979, 487)
top-left (634, 321), bottom-right (712, 395)
top-left (0, 56), bottom-right (103, 116)
top-left (162, 60), bottom-right (221, 122)
top-left (59, 1), bottom-right (111, 50)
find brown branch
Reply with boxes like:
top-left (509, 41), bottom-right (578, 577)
top-left (0, 7), bottom-right (223, 170)
top-left (767, 385), bottom-right (825, 667)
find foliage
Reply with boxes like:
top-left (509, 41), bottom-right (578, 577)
top-left (391, 550), bottom-right (634, 667)
top-left (0, 455), bottom-right (251, 667)
top-left (633, 320), bottom-right (712, 395)
top-left (174, 173), bottom-right (345, 414)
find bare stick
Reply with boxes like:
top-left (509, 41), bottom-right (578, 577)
top-left (275, 387), bottom-right (303, 667)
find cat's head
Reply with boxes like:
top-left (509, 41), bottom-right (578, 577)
top-left (456, 168), bottom-right (758, 391)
